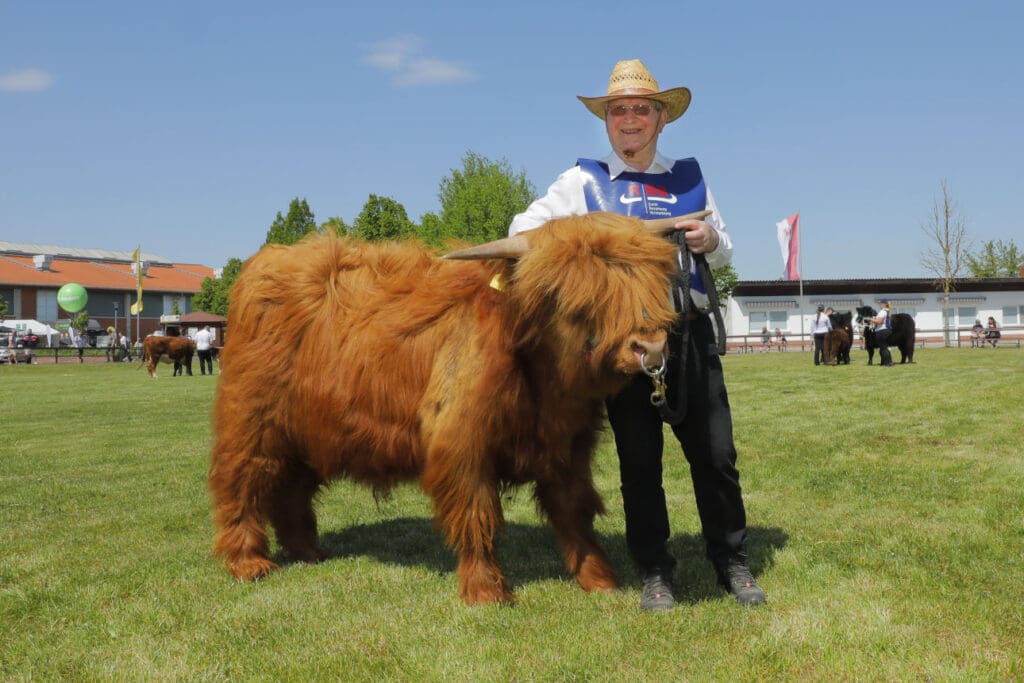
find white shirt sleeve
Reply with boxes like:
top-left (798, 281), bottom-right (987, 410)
top-left (702, 187), bottom-right (732, 269)
top-left (508, 167), bottom-right (588, 236)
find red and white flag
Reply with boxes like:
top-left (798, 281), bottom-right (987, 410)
top-left (775, 212), bottom-right (800, 280)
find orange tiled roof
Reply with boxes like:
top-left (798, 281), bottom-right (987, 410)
top-left (0, 255), bottom-right (214, 294)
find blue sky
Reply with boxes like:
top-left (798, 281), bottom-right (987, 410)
top-left (2, 1), bottom-right (1021, 280)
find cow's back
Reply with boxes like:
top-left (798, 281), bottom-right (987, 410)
top-left (215, 234), bottom-right (495, 482)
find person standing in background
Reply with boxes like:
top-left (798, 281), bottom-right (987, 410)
top-left (195, 325), bottom-right (215, 375)
top-left (811, 305), bottom-right (832, 366)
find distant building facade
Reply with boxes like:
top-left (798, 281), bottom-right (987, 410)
top-left (725, 277), bottom-right (1024, 344)
top-left (0, 241), bottom-right (216, 344)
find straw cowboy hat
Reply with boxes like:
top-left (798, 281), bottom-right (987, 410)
top-left (577, 59), bottom-right (691, 123)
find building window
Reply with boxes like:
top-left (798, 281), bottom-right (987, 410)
top-left (1003, 306), bottom-right (1019, 326)
top-left (749, 310), bottom-right (788, 334)
top-left (894, 306), bottom-right (917, 320)
top-left (956, 306), bottom-right (976, 328)
top-left (37, 290), bottom-right (59, 322)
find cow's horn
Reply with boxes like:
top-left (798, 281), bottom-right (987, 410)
top-left (442, 234), bottom-right (530, 260)
top-left (642, 210), bottom-right (714, 235)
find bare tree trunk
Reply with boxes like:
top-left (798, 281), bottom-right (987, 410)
top-left (920, 180), bottom-right (969, 347)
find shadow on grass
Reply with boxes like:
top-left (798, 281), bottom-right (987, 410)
top-left (294, 517), bottom-right (786, 601)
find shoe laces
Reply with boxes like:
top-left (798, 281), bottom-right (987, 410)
top-left (642, 573), bottom-right (673, 599)
top-left (726, 563), bottom-right (756, 588)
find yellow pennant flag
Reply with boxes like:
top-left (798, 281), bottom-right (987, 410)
top-left (131, 246), bottom-right (143, 314)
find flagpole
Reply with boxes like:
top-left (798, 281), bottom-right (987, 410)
top-left (798, 209), bottom-right (805, 349)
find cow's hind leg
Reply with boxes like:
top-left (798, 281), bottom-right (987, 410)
top-left (535, 475), bottom-right (618, 594)
top-left (209, 440), bottom-right (283, 581)
top-left (267, 458), bottom-right (327, 564)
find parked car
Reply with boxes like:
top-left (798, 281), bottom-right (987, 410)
top-left (0, 338), bottom-right (32, 364)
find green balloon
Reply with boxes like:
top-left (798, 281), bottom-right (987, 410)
top-left (58, 282), bottom-right (88, 313)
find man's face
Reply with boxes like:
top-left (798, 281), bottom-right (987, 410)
top-left (604, 97), bottom-right (667, 163)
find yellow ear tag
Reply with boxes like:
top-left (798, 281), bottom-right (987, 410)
top-left (489, 273), bottom-right (504, 291)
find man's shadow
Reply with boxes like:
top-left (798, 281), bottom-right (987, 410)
top-left (304, 518), bottom-right (787, 601)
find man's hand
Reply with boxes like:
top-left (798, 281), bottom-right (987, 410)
top-left (675, 219), bottom-right (719, 254)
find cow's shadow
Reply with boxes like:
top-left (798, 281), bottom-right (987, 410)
top-left (299, 518), bottom-right (787, 603)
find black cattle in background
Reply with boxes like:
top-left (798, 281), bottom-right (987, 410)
top-left (855, 306), bottom-right (916, 365)
top-left (826, 310), bottom-right (854, 364)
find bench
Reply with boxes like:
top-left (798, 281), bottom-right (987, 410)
top-left (958, 333), bottom-right (1022, 349)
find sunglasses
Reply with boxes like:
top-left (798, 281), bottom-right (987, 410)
top-left (607, 103), bottom-right (659, 118)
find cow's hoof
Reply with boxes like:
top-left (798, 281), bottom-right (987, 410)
top-left (575, 557), bottom-right (618, 593)
top-left (228, 557), bottom-right (280, 581)
top-left (462, 587), bottom-right (516, 606)
top-left (284, 546), bottom-right (328, 564)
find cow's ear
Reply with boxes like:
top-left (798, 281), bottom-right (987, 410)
top-left (443, 235), bottom-right (530, 260)
top-left (642, 210), bottom-right (713, 235)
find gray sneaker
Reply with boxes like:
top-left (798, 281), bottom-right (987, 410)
top-left (718, 561), bottom-right (766, 606)
top-left (640, 570), bottom-right (675, 611)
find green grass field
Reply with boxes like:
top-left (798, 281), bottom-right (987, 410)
top-left (2, 348), bottom-right (1022, 681)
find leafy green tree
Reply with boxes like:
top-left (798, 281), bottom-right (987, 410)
top-left (965, 239), bottom-right (1023, 277)
top-left (415, 212), bottom-right (448, 249)
top-left (351, 195), bottom-right (415, 242)
top-left (322, 216), bottom-right (350, 236)
top-left (192, 258), bottom-right (244, 317)
top-left (265, 198), bottom-right (319, 246)
top-left (72, 310), bottom-right (90, 332)
top-left (0, 295), bottom-right (8, 318)
top-left (438, 151), bottom-right (535, 244)
top-left (711, 262), bottom-right (739, 303)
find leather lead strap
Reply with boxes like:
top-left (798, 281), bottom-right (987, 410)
top-left (655, 231), bottom-right (727, 426)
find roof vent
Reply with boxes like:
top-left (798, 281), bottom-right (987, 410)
top-left (33, 254), bottom-right (53, 271)
top-left (131, 260), bottom-right (150, 277)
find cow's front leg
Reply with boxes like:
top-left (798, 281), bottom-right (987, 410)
top-left (535, 472), bottom-right (617, 594)
top-left (423, 456), bottom-right (512, 606)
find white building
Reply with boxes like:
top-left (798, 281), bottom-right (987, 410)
top-left (723, 277), bottom-right (1024, 348)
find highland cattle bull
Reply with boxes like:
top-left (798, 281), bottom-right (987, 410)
top-left (856, 305), bottom-right (916, 364)
top-left (208, 211), bottom-right (691, 605)
top-left (140, 335), bottom-right (195, 377)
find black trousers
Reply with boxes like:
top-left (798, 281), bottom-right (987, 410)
top-left (874, 329), bottom-right (893, 365)
top-left (198, 349), bottom-right (213, 375)
top-left (606, 315), bottom-right (748, 574)
top-left (813, 333), bottom-right (826, 365)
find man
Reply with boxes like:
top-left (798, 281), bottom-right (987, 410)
top-left (119, 333), bottom-right (132, 362)
top-left (195, 325), bottom-right (214, 376)
top-left (872, 300), bottom-right (894, 366)
top-left (812, 304), bottom-right (833, 366)
top-left (73, 330), bottom-right (85, 363)
top-left (509, 59), bottom-right (765, 610)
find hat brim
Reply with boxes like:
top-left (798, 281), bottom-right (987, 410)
top-left (577, 86), bottom-right (691, 123)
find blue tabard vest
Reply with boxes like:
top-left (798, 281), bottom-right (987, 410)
top-left (578, 157), bottom-right (709, 297)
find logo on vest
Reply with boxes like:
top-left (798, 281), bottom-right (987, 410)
top-left (619, 183), bottom-right (678, 206)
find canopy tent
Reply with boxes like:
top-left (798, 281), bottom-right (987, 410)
top-left (2, 319), bottom-right (61, 347)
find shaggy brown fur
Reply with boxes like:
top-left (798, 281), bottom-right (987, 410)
top-left (140, 335), bottom-right (195, 377)
top-left (208, 212), bottom-right (680, 605)
top-left (823, 328), bottom-right (851, 365)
